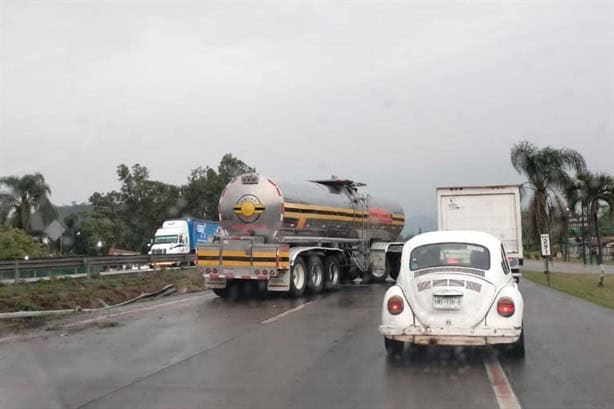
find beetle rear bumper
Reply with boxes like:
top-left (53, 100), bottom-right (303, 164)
top-left (379, 325), bottom-right (521, 345)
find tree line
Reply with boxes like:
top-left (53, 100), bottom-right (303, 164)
top-left (1, 144), bottom-right (612, 264)
top-left (0, 154), bottom-right (254, 258)
top-left (510, 141), bottom-right (613, 284)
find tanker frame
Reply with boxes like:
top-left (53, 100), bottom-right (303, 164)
top-left (197, 173), bottom-right (405, 298)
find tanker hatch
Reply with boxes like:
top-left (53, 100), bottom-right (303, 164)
top-left (241, 174), bottom-right (259, 184)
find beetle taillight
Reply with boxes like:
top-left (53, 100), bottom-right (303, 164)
top-left (387, 295), bottom-right (404, 315)
top-left (497, 297), bottom-right (515, 317)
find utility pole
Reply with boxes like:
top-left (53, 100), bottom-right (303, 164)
top-left (581, 205), bottom-right (587, 265)
top-left (541, 234), bottom-right (551, 287)
top-left (564, 208), bottom-right (570, 262)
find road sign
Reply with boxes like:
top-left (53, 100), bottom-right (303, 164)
top-left (569, 216), bottom-right (587, 228)
top-left (44, 220), bottom-right (65, 242)
top-left (540, 234), bottom-right (551, 256)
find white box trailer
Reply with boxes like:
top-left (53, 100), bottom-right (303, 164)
top-left (436, 185), bottom-right (523, 280)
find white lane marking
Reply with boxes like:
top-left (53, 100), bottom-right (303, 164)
top-left (261, 301), bottom-right (313, 324)
top-left (483, 355), bottom-right (522, 409)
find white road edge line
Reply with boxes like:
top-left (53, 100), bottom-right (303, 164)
top-left (261, 301), bottom-right (313, 324)
top-left (483, 354), bottom-right (522, 409)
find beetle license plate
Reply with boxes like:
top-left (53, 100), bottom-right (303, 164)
top-left (433, 295), bottom-right (462, 310)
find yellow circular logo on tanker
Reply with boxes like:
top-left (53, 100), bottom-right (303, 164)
top-left (241, 201), bottom-right (256, 217)
top-left (233, 195), bottom-right (265, 224)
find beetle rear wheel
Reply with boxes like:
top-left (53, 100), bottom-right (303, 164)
top-left (507, 329), bottom-right (525, 359)
top-left (385, 337), bottom-right (404, 357)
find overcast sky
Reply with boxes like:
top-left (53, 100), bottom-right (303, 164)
top-left (1, 0), bottom-right (613, 231)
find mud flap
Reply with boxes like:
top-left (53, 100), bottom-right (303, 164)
top-left (267, 271), bottom-right (290, 292)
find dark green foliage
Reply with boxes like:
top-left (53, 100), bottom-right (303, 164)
top-left (565, 171), bottom-right (614, 268)
top-left (0, 173), bottom-right (58, 233)
top-left (0, 226), bottom-right (46, 259)
top-left (511, 141), bottom-right (586, 244)
top-left (78, 154), bottom-right (255, 253)
top-left (182, 154), bottom-right (255, 219)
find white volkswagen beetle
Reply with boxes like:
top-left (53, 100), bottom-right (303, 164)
top-left (379, 230), bottom-right (524, 358)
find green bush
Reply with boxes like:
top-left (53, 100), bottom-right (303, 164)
top-left (0, 226), bottom-right (45, 260)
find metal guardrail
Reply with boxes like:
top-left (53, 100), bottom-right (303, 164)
top-left (0, 254), bottom-right (196, 282)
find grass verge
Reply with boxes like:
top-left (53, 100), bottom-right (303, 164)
top-left (522, 270), bottom-right (614, 309)
top-left (0, 268), bottom-right (204, 313)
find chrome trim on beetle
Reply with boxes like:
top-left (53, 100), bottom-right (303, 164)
top-left (413, 266), bottom-right (486, 277)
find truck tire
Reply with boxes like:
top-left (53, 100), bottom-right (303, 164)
top-left (306, 255), bottom-right (325, 294)
top-left (385, 337), bottom-right (404, 357)
top-left (512, 268), bottom-right (520, 283)
top-left (343, 264), bottom-right (359, 282)
top-left (361, 269), bottom-right (373, 284)
top-left (324, 255), bottom-right (341, 291)
top-left (228, 281), bottom-right (242, 300)
top-left (242, 281), bottom-right (257, 299)
top-left (212, 288), bottom-right (228, 298)
top-left (255, 280), bottom-right (268, 298)
top-left (369, 266), bottom-right (388, 283)
top-left (289, 257), bottom-right (307, 297)
top-left (362, 261), bottom-right (385, 284)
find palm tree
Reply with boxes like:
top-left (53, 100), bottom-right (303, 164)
top-left (0, 173), bottom-right (57, 233)
top-left (510, 141), bottom-right (586, 248)
top-left (0, 200), bottom-right (11, 225)
top-left (565, 171), bottom-right (614, 286)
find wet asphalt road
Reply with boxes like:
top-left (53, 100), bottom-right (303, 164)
top-left (1, 280), bottom-right (613, 409)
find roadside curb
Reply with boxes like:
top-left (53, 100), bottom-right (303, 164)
top-left (0, 292), bottom-right (211, 345)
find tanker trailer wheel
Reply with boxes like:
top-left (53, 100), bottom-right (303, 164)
top-left (289, 257), bottom-right (307, 297)
top-left (212, 288), bottom-right (228, 299)
top-left (227, 281), bottom-right (243, 300)
top-left (343, 265), bottom-right (359, 283)
top-left (306, 255), bottom-right (325, 294)
top-left (364, 261), bottom-right (387, 284)
top-left (361, 269), bottom-right (372, 284)
top-left (323, 255), bottom-right (340, 291)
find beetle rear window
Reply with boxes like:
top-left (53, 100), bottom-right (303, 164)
top-left (410, 242), bottom-right (490, 270)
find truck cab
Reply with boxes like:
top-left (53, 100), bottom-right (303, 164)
top-left (149, 220), bottom-right (191, 255)
top-left (149, 219), bottom-right (221, 256)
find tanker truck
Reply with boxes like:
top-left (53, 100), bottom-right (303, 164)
top-left (197, 173), bottom-right (405, 298)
